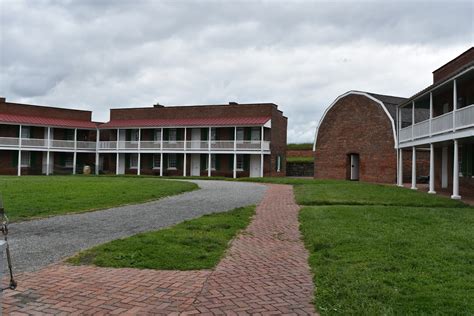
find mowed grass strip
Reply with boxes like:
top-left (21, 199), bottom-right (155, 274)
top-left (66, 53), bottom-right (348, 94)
top-left (300, 205), bottom-right (474, 315)
top-left (0, 176), bottom-right (197, 221)
top-left (68, 205), bottom-right (255, 270)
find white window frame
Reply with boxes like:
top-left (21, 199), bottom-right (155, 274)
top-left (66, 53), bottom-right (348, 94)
top-left (236, 127), bottom-right (244, 144)
top-left (20, 151), bottom-right (31, 167)
top-left (129, 154), bottom-right (138, 169)
top-left (64, 156), bottom-right (74, 168)
top-left (153, 154), bottom-right (161, 169)
top-left (21, 126), bottom-right (31, 139)
top-left (130, 129), bottom-right (139, 143)
top-left (169, 128), bottom-right (177, 144)
top-left (168, 153), bottom-right (177, 170)
top-left (277, 155), bottom-right (281, 172)
top-left (236, 154), bottom-right (244, 171)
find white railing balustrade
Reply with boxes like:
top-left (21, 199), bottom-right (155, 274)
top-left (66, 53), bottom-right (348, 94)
top-left (399, 127), bottom-right (412, 142)
top-left (237, 140), bottom-right (264, 150)
top-left (211, 141), bottom-right (235, 150)
top-left (21, 138), bottom-right (48, 147)
top-left (455, 104), bottom-right (474, 129)
top-left (76, 141), bottom-right (97, 149)
top-left (162, 141), bottom-right (185, 150)
top-left (431, 112), bottom-right (453, 135)
top-left (186, 141), bottom-right (209, 150)
top-left (0, 137), bottom-right (19, 147)
top-left (50, 140), bottom-right (75, 149)
top-left (140, 141), bottom-right (161, 149)
top-left (413, 120), bottom-right (430, 139)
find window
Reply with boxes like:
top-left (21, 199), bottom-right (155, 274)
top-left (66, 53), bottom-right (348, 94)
top-left (21, 126), bottom-right (30, 139)
top-left (236, 154), bottom-right (244, 171)
top-left (461, 144), bottom-right (474, 178)
top-left (154, 129), bottom-right (162, 143)
top-left (206, 154), bottom-right (216, 170)
top-left (236, 128), bottom-right (244, 143)
top-left (276, 155), bottom-right (282, 172)
top-left (20, 151), bottom-right (31, 167)
top-left (251, 127), bottom-right (260, 142)
top-left (153, 154), bottom-right (161, 169)
top-left (64, 156), bottom-right (73, 168)
top-left (211, 128), bottom-right (217, 142)
top-left (130, 129), bottom-right (139, 142)
top-left (168, 153), bottom-right (177, 169)
top-left (169, 129), bottom-right (177, 143)
top-left (129, 154), bottom-right (138, 169)
top-left (65, 129), bottom-right (75, 141)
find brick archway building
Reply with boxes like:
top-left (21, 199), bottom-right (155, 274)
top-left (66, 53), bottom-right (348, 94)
top-left (313, 91), bottom-right (409, 183)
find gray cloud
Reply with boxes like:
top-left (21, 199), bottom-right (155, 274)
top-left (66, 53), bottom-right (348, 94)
top-left (1, 0), bottom-right (473, 142)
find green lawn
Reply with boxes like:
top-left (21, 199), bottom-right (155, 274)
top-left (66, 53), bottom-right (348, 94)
top-left (68, 205), bottom-right (255, 270)
top-left (286, 156), bottom-right (313, 163)
top-left (0, 176), bottom-right (197, 221)
top-left (287, 143), bottom-right (313, 150)
top-left (300, 205), bottom-right (474, 315)
top-left (240, 177), bottom-right (473, 315)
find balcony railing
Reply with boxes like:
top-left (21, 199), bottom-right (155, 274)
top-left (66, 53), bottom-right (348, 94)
top-left (399, 104), bottom-right (474, 143)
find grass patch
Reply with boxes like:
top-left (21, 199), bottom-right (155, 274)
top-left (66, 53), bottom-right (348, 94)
top-left (300, 205), bottom-right (474, 315)
top-left (287, 157), bottom-right (313, 163)
top-left (0, 176), bottom-right (197, 221)
top-left (68, 205), bottom-right (255, 270)
top-left (287, 143), bottom-right (313, 150)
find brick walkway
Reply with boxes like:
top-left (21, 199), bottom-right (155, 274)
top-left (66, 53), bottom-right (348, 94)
top-left (3, 184), bottom-right (316, 315)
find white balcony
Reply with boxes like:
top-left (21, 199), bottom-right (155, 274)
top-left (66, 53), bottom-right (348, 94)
top-left (0, 137), bottom-right (96, 151)
top-left (98, 140), bottom-right (270, 152)
top-left (399, 104), bottom-right (474, 144)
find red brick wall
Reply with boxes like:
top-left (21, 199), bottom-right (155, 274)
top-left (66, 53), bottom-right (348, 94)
top-left (314, 94), bottom-right (397, 183)
top-left (402, 149), bottom-right (430, 182)
top-left (0, 99), bottom-right (92, 121)
top-left (433, 48), bottom-right (474, 84)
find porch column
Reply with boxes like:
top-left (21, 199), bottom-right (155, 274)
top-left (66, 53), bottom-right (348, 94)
top-left (260, 153), bottom-right (264, 177)
top-left (183, 128), bottom-right (187, 177)
top-left (453, 79), bottom-right (457, 132)
top-left (428, 143), bottom-right (436, 194)
top-left (429, 92), bottom-right (433, 136)
top-left (233, 127), bottom-right (237, 179)
top-left (73, 128), bottom-right (77, 175)
top-left (451, 139), bottom-right (461, 199)
top-left (160, 128), bottom-right (163, 177)
top-left (208, 127), bottom-right (211, 177)
top-left (397, 149), bottom-right (403, 187)
top-left (116, 129), bottom-right (120, 175)
top-left (46, 127), bottom-right (51, 176)
top-left (411, 146), bottom-right (417, 190)
top-left (411, 101), bottom-right (415, 140)
top-left (17, 125), bottom-right (22, 176)
top-left (137, 128), bottom-right (141, 176)
top-left (95, 129), bottom-right (100, 175)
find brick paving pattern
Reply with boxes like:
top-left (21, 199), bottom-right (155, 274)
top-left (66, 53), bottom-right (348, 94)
top-left (3, 184), bottom-right (316, 315)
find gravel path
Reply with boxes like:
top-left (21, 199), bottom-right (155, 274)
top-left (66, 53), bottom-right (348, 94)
top-left (8, 180), bottom-right (266, 273)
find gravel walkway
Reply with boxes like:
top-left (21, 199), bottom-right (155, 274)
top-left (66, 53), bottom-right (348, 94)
top-left (8, 180), bottom-right (266, 273)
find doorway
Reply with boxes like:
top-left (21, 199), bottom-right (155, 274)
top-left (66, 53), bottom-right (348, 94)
top-left (348, 153), bottom-right (360, 181)
top-left (249, 155), bottom-right (261, 177)
top-left (191, 154), bottom-right (200, 176)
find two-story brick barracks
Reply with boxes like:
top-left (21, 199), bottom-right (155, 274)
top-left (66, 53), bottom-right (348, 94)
top-left (314, 47), bottom-right (474, 200)
top-left (0, 99), bottom-right (287, 178)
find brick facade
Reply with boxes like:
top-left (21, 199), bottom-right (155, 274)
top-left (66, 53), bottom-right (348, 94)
top-left (314, 93), bottom-right (398, 183)
top-left (433, 47), bottom-right (474, 84)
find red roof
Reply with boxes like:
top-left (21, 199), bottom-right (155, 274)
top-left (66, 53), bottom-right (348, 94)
top-left (100, 116), bottom-right (271, 129)
top-left (0, 113), bottom-right (98, 129)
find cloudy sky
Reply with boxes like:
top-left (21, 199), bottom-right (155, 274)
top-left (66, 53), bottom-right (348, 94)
top-left (1, 0), bottom-right (473, 143)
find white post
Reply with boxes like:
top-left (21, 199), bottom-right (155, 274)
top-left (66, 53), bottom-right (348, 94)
top-left (429, 92), bottom-right (433, 136)
top-left (428, 143), bottom-right (436, 194)
top-left (17, 125), bottom-right (22, 176)
top-left (46, 127), bottom-right (51, 176)
top-left (116, 129), bottom-right (120, 175)
top-left (208, 127), bottom-right (211, 177)
top-left (411, 146), bottom-right (417, 190)
top-left (260, 126), bottom-right (264, 177)
top-left (260, 153), bottom-right (264, 177)
top-left (453, 79), bottom-right (457, 131)
top-left (411, 101), bottom-right (415, 140)
top-left (160, 128), bottom-right (163, 177)
top-left (451, 139), bottom-right (461, 199)
top-left (73, 128), bottom-right (77, 175)
top-left (233, 127), bottom-right (237, 179)
top-left (95, 129), bottom-right (100, 175)
top-left (183, 128), bottom-right (187, 177)
top-left (137, 128), bottom-right (141, 176)
top-left (397, 149), bottom-right (403, 187)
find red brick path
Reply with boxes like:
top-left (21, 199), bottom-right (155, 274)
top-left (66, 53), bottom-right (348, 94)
top-left (3, 184), bottom-right (316, 315)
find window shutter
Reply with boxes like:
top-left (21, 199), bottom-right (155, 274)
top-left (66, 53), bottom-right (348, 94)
top-left (467, 145), bottom-right (473, 177)
top-left (201, 154), bottom-right (206, 170)
top-left (215, 155), bottom-right (221, 170)
top-left (12, 151), bottom-right (18, 167)
top-left (163, 154), bottom-right (168, 169)
top-left (244, 155), bottom-right (250, 170)
top-left (31, 151), bottom-right (37, 165)
top-left (164, 129), bottom-right (169, 141)
top-left (229, 154), bottom-right (234, 170)
top-left (60, 153), bottom-right (66, 166)
top-left (177, 154), bottom-right (183, 169)
top-left (125, 154), bottom-right (130, 169)
top-left (201, 129), bottom-right (208, 141)
top-left (126, 130), bottom-right (131, 141)
top-left (245, 128), bottom-right (251, 140)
